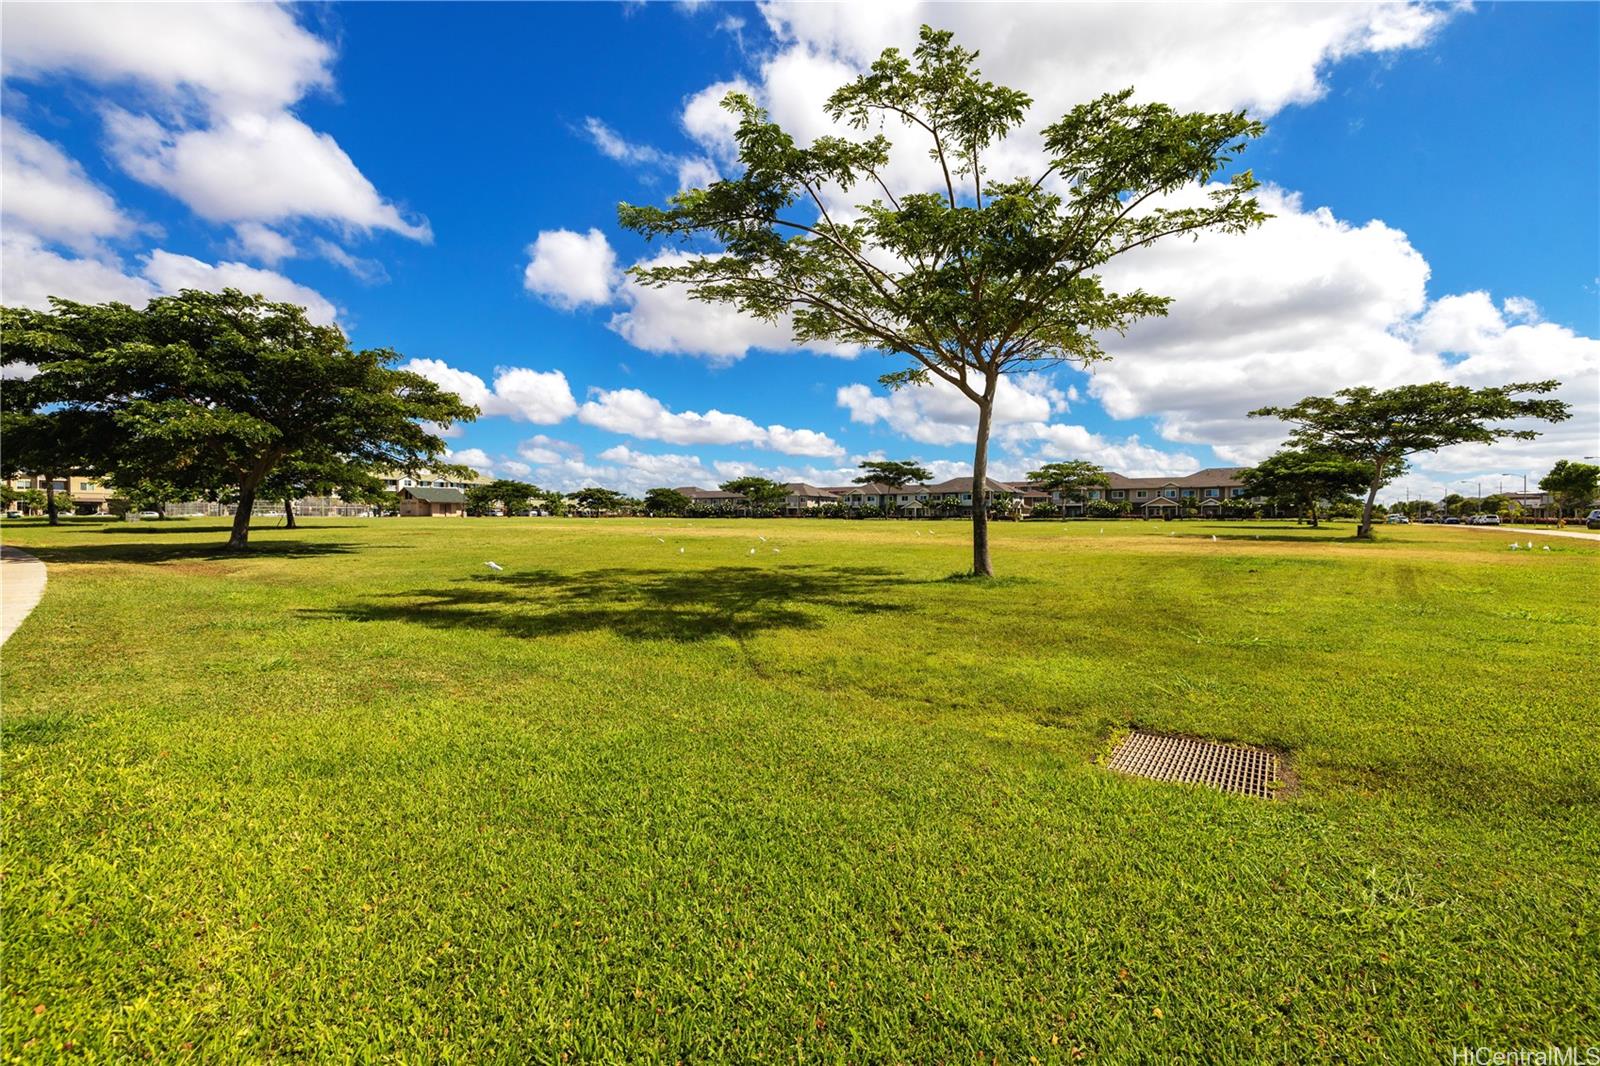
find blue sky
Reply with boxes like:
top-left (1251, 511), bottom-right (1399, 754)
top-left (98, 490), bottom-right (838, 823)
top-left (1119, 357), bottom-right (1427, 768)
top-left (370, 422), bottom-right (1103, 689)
top-left (3, 2), bottom-right (1596, 500)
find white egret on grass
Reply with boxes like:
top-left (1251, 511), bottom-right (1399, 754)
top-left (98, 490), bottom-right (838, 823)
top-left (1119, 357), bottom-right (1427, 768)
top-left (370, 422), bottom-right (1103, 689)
top-left (678, 547), bottom-right (685, 554)
top-left (1510, 543), bottom-right (1520, 551)
top-left (1211, 535), bottom-right (1218, 542)
top-left (748, 548), bottom-right (756, 555)
top-left (1542, 545), bottom-right (1551, 551)
top-left (484, 561), bottom-right (503, 571)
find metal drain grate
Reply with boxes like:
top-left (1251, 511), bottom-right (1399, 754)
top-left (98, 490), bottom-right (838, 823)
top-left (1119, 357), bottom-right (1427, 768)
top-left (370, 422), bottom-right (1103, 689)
top-left (1106, 731), bottom-right (1282, 799)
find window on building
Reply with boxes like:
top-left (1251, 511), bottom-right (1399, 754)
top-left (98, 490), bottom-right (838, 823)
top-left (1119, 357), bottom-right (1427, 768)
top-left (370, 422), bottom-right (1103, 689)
top-left (1088, 490), bottom-right (1102, 499)
top-left (1136, 490), bottom-right (1148, 499)
top-left (1232, 488), bottom-right (1244, 496)
top-left (961, 493), bottom-right (971, 501)
top-left (1111, 490), bottom-right (1125, 499)
top-left (1181, 489), bottom-right (1193, 497)
top-left (1206, 488), bottom-right (1220, 498)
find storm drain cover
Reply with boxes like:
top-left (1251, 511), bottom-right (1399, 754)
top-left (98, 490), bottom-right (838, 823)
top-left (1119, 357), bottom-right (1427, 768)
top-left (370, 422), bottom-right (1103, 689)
top-left (1106, 731), bottom-right (1282, 799)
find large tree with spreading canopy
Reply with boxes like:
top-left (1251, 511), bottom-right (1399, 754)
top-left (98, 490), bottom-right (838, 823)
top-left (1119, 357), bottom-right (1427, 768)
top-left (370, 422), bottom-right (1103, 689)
top-left (1251, 381), bottom-right (1570, 539)
top-left (619, 26), bottom-right (1267, 575)
top-left (1, 290), bottom-right (476, 549)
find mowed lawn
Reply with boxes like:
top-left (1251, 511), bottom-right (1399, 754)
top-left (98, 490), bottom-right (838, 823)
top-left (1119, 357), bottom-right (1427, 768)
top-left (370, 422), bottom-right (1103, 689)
top-left (2, 516), bottom-right (1596, 1062)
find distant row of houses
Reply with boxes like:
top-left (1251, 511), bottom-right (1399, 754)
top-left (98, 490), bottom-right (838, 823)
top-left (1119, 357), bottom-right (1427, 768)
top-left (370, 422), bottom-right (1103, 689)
top-left (7, 468), bottom-right (1575, 520)
top-left (677, 468), bottom-right (1260, 516)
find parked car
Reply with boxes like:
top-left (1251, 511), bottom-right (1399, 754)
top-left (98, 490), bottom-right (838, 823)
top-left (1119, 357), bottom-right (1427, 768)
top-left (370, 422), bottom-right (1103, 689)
top-left (3, 510), bottom-right (21, 519)
top-left (1478, 514), bottom-right (1501, 525)
top-left (1385, 514), bottom-right (1409, 524)
top-left (138, 510), bottom-right (162, 518)
top-left (1587, 509), bottom-right (1600, 530)
top-left (1443, 517), bottom-right (1462, 525)
top-left (1420, 516), bottom-right (1439, 524)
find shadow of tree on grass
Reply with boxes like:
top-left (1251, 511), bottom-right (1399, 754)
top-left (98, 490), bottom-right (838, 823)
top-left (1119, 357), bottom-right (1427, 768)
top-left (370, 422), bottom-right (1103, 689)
top-left (305, 565), bottom-right (913, 643)
top-left (21, 540), bottom-right (360, 566)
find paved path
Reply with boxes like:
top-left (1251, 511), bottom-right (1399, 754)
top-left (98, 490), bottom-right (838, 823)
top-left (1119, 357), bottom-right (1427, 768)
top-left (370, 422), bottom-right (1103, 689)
top-left (1449, 524), bottom-right (1600, 543)
top-left (1, 545), bottom-right (47, 647)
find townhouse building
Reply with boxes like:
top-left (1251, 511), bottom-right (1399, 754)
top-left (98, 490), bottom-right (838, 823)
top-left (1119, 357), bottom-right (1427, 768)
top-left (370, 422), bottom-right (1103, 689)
top-left (666, 469), bottom-right (1253, 518)
top-left (5, 474), bottom-right (117, 515)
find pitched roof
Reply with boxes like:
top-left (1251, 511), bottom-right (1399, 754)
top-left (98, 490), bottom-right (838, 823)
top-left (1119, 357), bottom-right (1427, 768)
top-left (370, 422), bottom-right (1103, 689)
top-left (783, 483), bottom-right (840, 497)
top-left (401, 486), bottom-right (466, 504)
top-left (923, 476), bottom-right (1015, 495)
top-left (1104, 467), bottom-right (1247, 489)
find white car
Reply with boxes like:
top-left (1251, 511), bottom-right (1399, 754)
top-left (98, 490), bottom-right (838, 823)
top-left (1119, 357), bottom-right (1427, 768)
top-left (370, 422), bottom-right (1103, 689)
top-left (138, 510), bottom-right (162, 518)
top-left (1385, 514), bottom-right (1409, 524)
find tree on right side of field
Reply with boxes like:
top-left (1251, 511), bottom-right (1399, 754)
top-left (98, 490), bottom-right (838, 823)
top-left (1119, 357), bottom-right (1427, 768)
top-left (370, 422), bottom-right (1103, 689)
top-left (262, 453), bottom-right (389, 528)
top-left (1251, 381), bottom-right (1571, 539)
top-left (1238, 449), bottom-right (1373, 528)
top-left (1538, 460), bottom-right (1600, 519)
top-left (571, 487), bottom-right (631, 515)
top-left (465, 479), bottom-right (542, 517)
top-left (1025, 460), bottom-right (1111, 519)
top-left (644, 488), bottom-right (693, 516)
top-left (720, 477), bottom-right (787, 516)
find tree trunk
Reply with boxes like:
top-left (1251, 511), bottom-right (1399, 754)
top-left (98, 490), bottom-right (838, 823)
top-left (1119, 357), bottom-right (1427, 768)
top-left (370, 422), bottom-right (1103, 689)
top-left (970, 394), bottom-right (995, 577)
top-left (1357, 462), bottom-right (1385, 539)
top-left (1308, 498), bottom-right (1319, 528)
top-left (228, 483), bottom-right (258, 549)
top-left (284, 497), bottom-right (296, 529)
top-left (45, 477), bottom-right (59, 526)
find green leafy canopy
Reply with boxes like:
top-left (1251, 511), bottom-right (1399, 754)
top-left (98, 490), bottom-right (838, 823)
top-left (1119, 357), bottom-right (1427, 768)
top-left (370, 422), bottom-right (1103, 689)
top-left (619, 26), bottom-right (1268, 575)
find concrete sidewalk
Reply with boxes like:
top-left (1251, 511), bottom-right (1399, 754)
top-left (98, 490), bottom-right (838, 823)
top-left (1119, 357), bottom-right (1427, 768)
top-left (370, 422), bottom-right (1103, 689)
top-left (1450, 524), bottom-right (1600, 543)
top-left (1, 545), bottom-right (47, 646)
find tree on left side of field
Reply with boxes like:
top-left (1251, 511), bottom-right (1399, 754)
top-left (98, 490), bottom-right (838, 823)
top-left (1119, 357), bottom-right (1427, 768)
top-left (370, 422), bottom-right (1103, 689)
top-left (1239, 448), bottom-right (1374, 528)
top-left (0, 363), bottom-right (116, 526)
top-left (1025, 460), bottom-right (1111, 519)
top-left (1538, 460), bottom-right (1600, 519)
top-left (1251, 381), bottom-right (1571, 539)
top-left (644, 488), bottom-right (693, 516)
top-left (720, 477), bottom-right (787, 516)
top-left (0, 291), bottom-right (477, 549)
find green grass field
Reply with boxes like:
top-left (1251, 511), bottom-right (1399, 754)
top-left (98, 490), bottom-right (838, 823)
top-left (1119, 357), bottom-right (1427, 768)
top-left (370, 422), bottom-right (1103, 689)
top-left (3, 515), bottom-right (1596, 1062)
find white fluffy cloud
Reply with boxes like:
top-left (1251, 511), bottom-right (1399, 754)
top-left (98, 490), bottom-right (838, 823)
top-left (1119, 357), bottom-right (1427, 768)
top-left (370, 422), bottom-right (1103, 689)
top-left (141, 250), bottom-right (339, 325)
top-left (579, 386), bottom-right (844, 457)
top-left (0, 119), bottom-right (138, 251)
top-left (608, 249), bottom-right (859, 363)
top-left (233, 222), bottom-right (296, 265)
top-left (1, 3), bottom-right (332, 112)
top-left (837, 373), bottom-right (1065, 445)
top-left (1075, 185), bottom-right (1599, 481)
top-left (0, 234), bottom-right (346, 327)
top-left (0, 233), bottom-right (155, 308)
top-left (104, 109), bottom-right (429, 240)
top-left (3, 2), bottom-right (425, 246)
top-left (522, 228), bottom-right (619, 309)
top-left (754, 3), bottom-right (1454, 128)
top-left (399, 359), bottom-right (579, 424)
